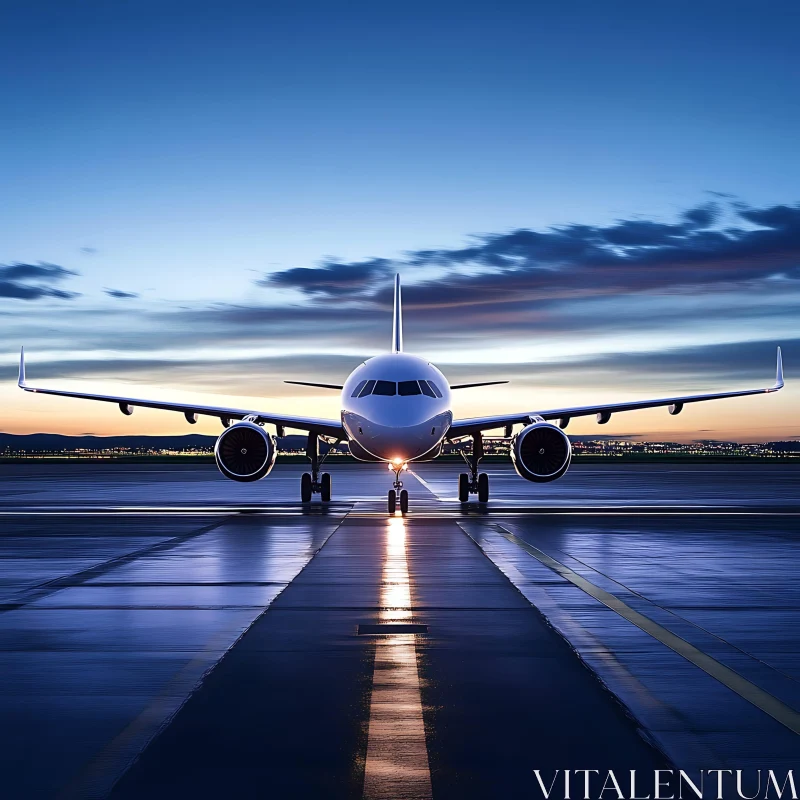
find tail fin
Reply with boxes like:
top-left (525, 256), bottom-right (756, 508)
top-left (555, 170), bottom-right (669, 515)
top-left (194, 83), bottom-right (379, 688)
top-left (392, 273), bottom-right (403, 353)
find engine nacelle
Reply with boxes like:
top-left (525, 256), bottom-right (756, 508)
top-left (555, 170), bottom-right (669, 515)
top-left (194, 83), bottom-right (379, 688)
top-left (214, 421), bottom-right (276, 482)
top-left (511, 422), bottom-right (572, 483)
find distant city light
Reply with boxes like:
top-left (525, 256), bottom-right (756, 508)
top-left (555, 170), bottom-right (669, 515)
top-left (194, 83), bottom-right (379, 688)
top-left (1, 437), bottom-right (798, 461)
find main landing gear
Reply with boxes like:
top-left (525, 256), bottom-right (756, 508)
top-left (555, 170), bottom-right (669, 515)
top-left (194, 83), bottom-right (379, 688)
top-left (458, 432), bottom-right (489, 503)
top-left (388, 460), bottom-right (409, 514)
top-left (301, 432), bottom-right (333, 502)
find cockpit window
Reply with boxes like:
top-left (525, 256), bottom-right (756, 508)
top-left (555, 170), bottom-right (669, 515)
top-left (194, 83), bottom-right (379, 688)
top-left (354, 379), bottom-right (441, 397)
top-left (419, 380), bottom-right (436, 398)
top-left (351, 380), bottom-right (368, 398)
top-left (426, 380), bottom-right (443, 398)
top-left (358, 379), bottom-right (376, 397)
top-left (372, 380), bottom-right (397, 396)
top-left (398, 380), bottom-right (422, 396)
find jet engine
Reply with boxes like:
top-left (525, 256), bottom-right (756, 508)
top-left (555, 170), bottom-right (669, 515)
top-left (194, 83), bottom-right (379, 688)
top-left (214, 421), bottom-right (276, 482)
top-left (511, 422), bottom-right (572, 483)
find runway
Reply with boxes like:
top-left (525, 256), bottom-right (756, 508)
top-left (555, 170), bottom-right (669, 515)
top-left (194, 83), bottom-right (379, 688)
top-left (1, 462), bottom-right (799, 799)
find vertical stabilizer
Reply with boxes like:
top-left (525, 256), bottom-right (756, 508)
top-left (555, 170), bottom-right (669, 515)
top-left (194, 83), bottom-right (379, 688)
top-left (392, 273), bottom-right (403, 353)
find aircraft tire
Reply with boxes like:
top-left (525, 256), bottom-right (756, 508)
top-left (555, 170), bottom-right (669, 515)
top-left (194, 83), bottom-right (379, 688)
top-left (400, 489), bottom-right (409, 513)
top-left (388, 489), bottom-right (397, 514)
top-left (320, 472), bottom-right (331, 501)
top-left (301, 472), bottom-right (313, 502)
top-left (458, 473), bottom-right (470, 502)
top-left (477, 472), bottom-right (489, 503)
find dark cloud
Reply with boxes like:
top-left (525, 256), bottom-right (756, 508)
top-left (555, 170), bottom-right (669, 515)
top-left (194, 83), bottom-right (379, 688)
top-left (0, 262), bottom-right (79, 300)
top-left (258, 201), bottom-right (800, 307)
top-left (681, 202), bottom-right (718, 229)
top-left (259, 257), bottom-right (393, 296)
top-left (738, 204), bottom-right (799, 229)
top-left (105, 288), bottom-right (139, 299)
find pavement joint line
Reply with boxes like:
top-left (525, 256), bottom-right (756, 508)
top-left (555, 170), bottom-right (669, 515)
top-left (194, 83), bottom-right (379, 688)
top-left (0, 515), bottom-right (238, 612)
top-left (486, 522), bottom-right (800, 738)
top-left (541, 540), bottom-right (800, 689)
top-left (60, 513), bottom-right (350, 800)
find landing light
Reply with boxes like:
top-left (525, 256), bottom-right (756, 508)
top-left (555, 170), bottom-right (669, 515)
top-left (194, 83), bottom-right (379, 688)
top-left (392, 457), bottom-right (403, 465)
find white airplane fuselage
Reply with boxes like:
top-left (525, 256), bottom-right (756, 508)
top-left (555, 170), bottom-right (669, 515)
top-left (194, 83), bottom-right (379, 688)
top-left (341, 353), bottom-right (453, 462)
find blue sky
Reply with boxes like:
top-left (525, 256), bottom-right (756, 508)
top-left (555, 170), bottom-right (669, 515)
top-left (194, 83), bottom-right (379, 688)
top-left (1, 1), bottom-right (798, 439)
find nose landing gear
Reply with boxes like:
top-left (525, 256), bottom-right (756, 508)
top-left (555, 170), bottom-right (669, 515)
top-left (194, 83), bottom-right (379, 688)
top-left (458, 432), bottom-right (489, 503)
top-left (388, 461), bottom-right (409, 513)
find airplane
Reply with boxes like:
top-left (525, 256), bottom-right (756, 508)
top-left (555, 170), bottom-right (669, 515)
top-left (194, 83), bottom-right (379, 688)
top-left (18, 274), bottom-right (784, 513)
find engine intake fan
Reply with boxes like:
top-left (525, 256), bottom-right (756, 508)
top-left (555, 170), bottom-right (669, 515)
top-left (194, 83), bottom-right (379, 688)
top-left (511, 422), bottom-right (572, 483)
top-left (214, 421), bottom-right (276, 482)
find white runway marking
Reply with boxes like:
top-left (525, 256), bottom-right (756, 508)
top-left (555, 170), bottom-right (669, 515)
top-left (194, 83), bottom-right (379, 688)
top-left (408, 469), bottom-right (441, 499)
top-left (363, 517), bottom-right (432, 800)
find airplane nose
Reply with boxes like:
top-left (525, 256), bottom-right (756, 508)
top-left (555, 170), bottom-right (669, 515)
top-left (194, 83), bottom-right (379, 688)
top-left (343, 410), bottom-right (451, 461)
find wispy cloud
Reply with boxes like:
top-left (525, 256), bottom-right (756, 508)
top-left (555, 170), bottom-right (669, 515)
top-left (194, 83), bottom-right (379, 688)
top-left (104, 288), bottom-right (139, 299)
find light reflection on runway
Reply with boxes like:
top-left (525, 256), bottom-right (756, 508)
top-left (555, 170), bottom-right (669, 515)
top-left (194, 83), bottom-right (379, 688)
top-left (363, 517), bottom-right (432, 800)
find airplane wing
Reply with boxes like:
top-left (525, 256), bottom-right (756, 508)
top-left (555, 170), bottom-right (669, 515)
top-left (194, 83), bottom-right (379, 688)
top-left (448, 347), bottom-right (784, 438)
top-left (17, 348), bottom-right (346, 440)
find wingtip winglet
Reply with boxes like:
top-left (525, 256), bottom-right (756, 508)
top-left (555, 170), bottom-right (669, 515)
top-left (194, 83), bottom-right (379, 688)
top-left (775, 346), bottom-right (784, 389)
top-left (18, 346), bottom-right (26, 387)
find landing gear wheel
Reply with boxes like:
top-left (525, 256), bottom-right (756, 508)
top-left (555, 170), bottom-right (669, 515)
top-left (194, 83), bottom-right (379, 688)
top-left (388, 489), bottom-right (397, 514)
top-left (320, 472), bottom-right (331, 502)
top-left (400, 489), bottom-right (409, 514)
top-left (477, 472), bottom-right (489, 503)
top-left (458, 473), bottom-right (470, 502)
top-left (301, 472), bottom-right (312, 503)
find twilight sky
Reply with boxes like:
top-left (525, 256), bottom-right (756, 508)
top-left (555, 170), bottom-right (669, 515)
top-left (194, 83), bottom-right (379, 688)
top-left (1, 1), bottom-right (798, 441)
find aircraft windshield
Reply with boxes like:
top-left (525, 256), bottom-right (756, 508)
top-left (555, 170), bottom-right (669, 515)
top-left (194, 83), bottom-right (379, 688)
top-left (352, 379), bottom-right (443, 397)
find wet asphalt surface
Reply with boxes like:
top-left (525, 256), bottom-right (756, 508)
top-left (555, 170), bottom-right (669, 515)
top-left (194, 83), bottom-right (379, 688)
top-left (1, 461), bottom-right (798, 799)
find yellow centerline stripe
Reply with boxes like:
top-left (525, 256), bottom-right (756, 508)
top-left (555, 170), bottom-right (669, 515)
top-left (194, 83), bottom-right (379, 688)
top-left (488, 524), bottom-right (800, 737)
